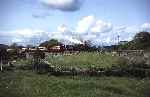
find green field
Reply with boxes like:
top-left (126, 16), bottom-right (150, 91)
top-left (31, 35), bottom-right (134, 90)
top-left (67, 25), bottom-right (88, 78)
top-left (46, 52), bottom-right (119, 68)
top-left (1, 52), bottom-right (150, 97)
top-left (0, 70), bottom-right (150, 97)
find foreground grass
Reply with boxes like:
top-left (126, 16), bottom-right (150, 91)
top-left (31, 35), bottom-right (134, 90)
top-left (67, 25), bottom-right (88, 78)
top-left (0, 70), bottom-right (150, 97)
top-left (46, 52), bottom-right (119, 68)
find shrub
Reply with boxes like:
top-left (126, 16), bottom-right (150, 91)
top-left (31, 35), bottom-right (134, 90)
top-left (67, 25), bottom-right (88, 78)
top-left (32, 61), bottom-right (49, 74)
top-left (128, 56), bottom-right (147, 68)
top-left (114, 57), bottom-right (129, 69)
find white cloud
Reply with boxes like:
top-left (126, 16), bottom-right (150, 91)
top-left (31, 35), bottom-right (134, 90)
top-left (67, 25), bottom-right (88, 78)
top-left (0, 16), bottom-right (116, 46)
top-left (74, 15), bottom-right (115, 45)
top-left (76, 15), bottom-right (95, 34)
top-left (11, 29), bottom-right (44, 38)
top-left (0, 29), bottom-right (50, 45)
top-left (1, 16), bottom-right (149, 46)
top-left (90, 20), bottom-right (112, 33)
top-left (75, 15), bottom-right (113, 35)
top-left (83, 34), bottom-right (97, 41)
top-left (12, 38), bottom-right (22, 43)
top-left (40, 0), bottom-right (83, 11)
top-left (57, 24), bottom-right (69, 33)
top-left (141, 23), bottom-right (150, 32)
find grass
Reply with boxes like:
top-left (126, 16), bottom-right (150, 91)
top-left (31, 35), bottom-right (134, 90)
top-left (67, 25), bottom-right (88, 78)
top-left (45, 52), bottom-right (119, 68)
top-left (1, 52), bottom-right (150, 97)
top-left (0, 70), bottom-right (150, 97)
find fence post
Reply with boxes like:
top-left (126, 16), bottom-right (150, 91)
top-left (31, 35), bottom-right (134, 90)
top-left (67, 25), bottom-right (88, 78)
top-left (0, 57), bottom-right (3, 71)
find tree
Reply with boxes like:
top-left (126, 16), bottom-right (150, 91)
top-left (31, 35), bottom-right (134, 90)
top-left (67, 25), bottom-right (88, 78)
top-left (10, 43), bottom-right (18, 49)
top-left (133, 31), bottom-right (150, 49)
top-left (118, 31), bottom-right (150, 50)
top-left (117, 31), bottom-right (150, 50)
top-left (134, 31), bottom-right (150, 42)
top-left (40, 39), bottom-right (60, 48)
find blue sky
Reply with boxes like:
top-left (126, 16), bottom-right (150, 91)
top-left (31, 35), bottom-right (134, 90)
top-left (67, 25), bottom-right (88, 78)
top-left (0, 0), bottom-right (150, 45)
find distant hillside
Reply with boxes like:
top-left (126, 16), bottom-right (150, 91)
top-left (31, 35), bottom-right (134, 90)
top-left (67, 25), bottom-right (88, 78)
top-left (0, 44), bottom-right (9, 49)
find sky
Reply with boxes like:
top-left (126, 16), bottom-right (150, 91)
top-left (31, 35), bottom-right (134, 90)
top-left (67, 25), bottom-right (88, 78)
top-left (0, 0), bottom-right (150, 46)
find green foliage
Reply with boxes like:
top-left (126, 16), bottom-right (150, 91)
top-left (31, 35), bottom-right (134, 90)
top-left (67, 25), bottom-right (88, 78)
top-left (114, 55), bottom-right (148, 69)
top-left (114, 57), bottom-right (129, 68)
top-left (141, 82), bottom-right (150, 97)
top-left (118, 43), bottom-right (129, 50)
top-left (30, 49), bottom-right (48, 73)
top-left (40, 39), bottom-right (60, 48)
top-left (134, 31), bottom-right (150, 43)
top-left (0, 70), bottom-right (149, 97)
top-left (118, 31), bottom-right (150, 50)
top-left (0, 48), bottom-right (8, 60)
top-left (10, 43), bottom-right (18, 49)
top-left (33, 60), bottom-right (49, 74)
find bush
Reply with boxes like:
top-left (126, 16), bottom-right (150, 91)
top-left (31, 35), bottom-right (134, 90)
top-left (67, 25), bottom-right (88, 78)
top-left (32, 61), bottom-right (49, 74)
top-left (115, 56), bottom-right (148, 69)
top-left (114, 57), bottom-right (129, 69)
top-left (128, 56), bottom-right (147, 68)
top-left (112, 56), bottom-right (150, 77)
